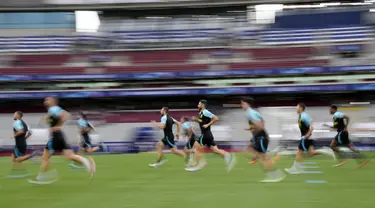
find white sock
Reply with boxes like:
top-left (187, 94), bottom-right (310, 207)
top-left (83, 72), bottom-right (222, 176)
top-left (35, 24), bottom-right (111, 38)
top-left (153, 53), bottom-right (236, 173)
top-left (36, 172), bottom-right (46, 181)
top-left (37, 169), bottom-right (57, 181)
top-left (75, 155), bottom-right (91, 170)
top-left (224, 153), bottom-right (231, 163)
top-left (315, 149), bottom-right (332, 157)
top-left (292, 161), bottom-right (301, 169)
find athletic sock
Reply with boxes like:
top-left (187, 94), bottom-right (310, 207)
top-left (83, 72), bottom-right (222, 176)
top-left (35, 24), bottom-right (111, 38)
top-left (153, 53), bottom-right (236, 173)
top-left (75, 155), bottom-right (90, 170)
top-left (292, 160), bottom-right (302, 169)
top-left (36, 170), bottom-right (57, 181)
top-left (224, 153), bottom-right (231, 164)
top-left (315, 148), bottom-right (333, 157)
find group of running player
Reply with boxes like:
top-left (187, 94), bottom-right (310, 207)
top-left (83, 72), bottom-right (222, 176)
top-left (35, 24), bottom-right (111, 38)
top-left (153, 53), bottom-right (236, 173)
top-left (10, 97), bottom-right (103, 184)
top-left (148, 98), bottom-right (370, 182)
top-left (7, 96), bottom-right (370, 184)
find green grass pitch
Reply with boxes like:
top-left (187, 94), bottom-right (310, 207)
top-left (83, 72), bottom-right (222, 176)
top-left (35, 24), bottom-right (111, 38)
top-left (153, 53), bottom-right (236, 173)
top-left (0, 153), bottom-right (374, 208)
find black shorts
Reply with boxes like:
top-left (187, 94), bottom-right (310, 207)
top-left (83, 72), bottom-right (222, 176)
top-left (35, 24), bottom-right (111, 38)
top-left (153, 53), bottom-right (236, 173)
top-left (13, 145), bottom-right (27, 158)
top-left (298, 138), bottom-right (314, 151)
top-left (251, 130), bottom-right (269, 153)
top-left (81, 134), bottom-right (92, 149)
top-left (161, 134), bottom-right (175, 148)
top-left (334, 131), bottom-right (351, 145)
top-left (198, 132), bottom-right (216, 147)
top-left (186, 135), bottom-right (196, 149)
top-left (45, 131), bottom-right (70, 153)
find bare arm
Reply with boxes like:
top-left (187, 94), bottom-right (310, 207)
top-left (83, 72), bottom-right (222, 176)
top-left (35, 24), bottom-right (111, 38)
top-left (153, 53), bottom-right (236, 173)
top-left (204, 115), bottom-right (218, 128)
top-left (13, 129), bottom-right (25, 137)
top-left (25, 131), bottom-right (32, 139)
top-left (175, 121), bottom-right (181, 139)
top-left (187, 127), bottom-right (193, 139)
top-left (250, 120), bottom-right (265, 133)
top-left (151, 120), bottom-right (166, 129)
top-left (304, 121), bottom-right (314, 138)
top-left (343, 115), bottom-right (350, 129)
top-left (51, 111), bottom-right (70, 131)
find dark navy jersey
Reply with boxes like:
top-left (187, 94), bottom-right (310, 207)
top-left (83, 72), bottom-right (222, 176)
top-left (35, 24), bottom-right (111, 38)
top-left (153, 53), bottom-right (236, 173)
top-left (198, 109), bottom-right (214, 134)
top-left (298, 112), bottom-right (312, 136)
top-left (332, 111), bottom-right (346, 132)
top-left (13, 119), bottom-right (28, 146)
top-left (246, 108), bottom-right (263, 130)
top-left (47, 106), bottom-right (64, 128)
top-left (161, 115), bottom-right (176, 137)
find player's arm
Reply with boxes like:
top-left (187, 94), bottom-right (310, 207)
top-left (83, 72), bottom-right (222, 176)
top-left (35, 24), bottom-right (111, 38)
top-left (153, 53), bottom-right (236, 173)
top-left (25, 130), bottom-right (32, 139)
top-left (81, 122), bottom-right (92, 133)
top-left (187, 126), bottom-right (193, 139)
top-left (304, 121), bottom-right (314, 139)
top-left (13, 121), bottom-right (25, 137)
top-left (343, 115), bottom-right (350, 130)
top-left (152, 116), bottom-right (167, 129)
top-left (88, 122), bottom-right (96, 132)
top-left (190, 116), bottom-right (199, 123)
top-left (51, 111), bottom-right (70, 132)
top-left (250, 120), bottom-right (264, 133)
top-left (174, 119), bottom-right (181, 139)
top-left (202, 110), bottom-right (218, 128)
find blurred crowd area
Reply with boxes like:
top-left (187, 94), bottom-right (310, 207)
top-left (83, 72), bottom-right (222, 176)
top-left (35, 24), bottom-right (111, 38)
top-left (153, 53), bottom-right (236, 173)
top-left (0, 3), bottom-right (372, 101)
top-left (0, 3), bottom-right (373, 92)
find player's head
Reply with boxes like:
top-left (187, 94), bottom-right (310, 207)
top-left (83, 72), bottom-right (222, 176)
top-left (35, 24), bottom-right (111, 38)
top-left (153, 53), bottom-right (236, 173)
top-left (180, 116), bottom-right (189, 123)
top-left (329, 105), bottom-right (338, 115)
top-left (161, 107), bottom-right (169, 115)
top-left (44, 96), bottom-right (58, 108)
top-left (79, 112), bottom-right (87, 120)
top-left (296, 103), bottom-right (306, 114)
top-left (240, 97), bottom-right (254, 110)
top-left (198, 100), bottom-right (207, 110)
top-left (13, 111), bottom-right (23, 120)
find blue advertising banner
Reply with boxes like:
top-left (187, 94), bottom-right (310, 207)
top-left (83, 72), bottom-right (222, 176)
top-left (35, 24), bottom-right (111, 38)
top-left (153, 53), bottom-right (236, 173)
top-left (1, 65), bottom-right (375, 81)
top-left (1, 83), bottom-right (375, 98)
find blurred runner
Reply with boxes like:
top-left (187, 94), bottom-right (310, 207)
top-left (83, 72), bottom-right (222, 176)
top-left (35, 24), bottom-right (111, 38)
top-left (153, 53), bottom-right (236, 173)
top-left (149, 107), bottom-right (186, 168)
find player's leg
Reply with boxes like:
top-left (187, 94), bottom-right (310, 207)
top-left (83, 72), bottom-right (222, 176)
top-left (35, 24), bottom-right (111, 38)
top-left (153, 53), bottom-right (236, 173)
top-left (285, 149), bottom-right (304, 174)
top-left (344, 138), bottom-right (370, 169)
top-left (184, 140), bottom-right (196, 167)
top-left (29, 148), bottom-right (56, 183)
top-left (247, 141), bottom-right (257, 164)
top-left (69, 142), bottom-right (86, 169)
top-left (63, 149), bottom-right (95, 178)
top-left (9, 152), bottom-right (25, 177)
top-left (193, 136), bottom-right (204, 163)
top-left (12, 145), bottom-right (37, 164)
top-left (307, 140), bottom-right (336, 160)
top-left (208, 137), bottom-right (236, 171)
top-left (286, 138), bottom-right (313, 174)
top-left (149, 140), bottom-right (167, 167)
top-left (165, 135), bottom-right (186, 158)
top-left (84, 135), bottom-right (108, 154)
top-left (55, 132), bottom-right (95, 177)
top-left (185, 140), bottom-right (207, 171)
top-left (331, 132), bottom-right (349, 167)
top-left (257, 137), bottom-right (285, 182)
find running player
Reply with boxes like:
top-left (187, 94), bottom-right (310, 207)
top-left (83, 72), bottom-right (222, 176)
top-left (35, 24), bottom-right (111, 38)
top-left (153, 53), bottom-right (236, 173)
top-left (28, 97), bottom-right (95, 184)
top-left (181, 116), bottom-right (203, 167)
top-left (69, 112), bottom-right (107, 169)
top-left (325, 105), bottom-right (369, 168)
top-left (185, 100), bottom-right (236, 172)
top-left (241, 97), bottom-right (285, 182)
top-left (9, 111), bottom-right (37, 178)
top-left (149, 107), bottom-right (186, 168)
top-left (285, 103), bottom-right (335, 174)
